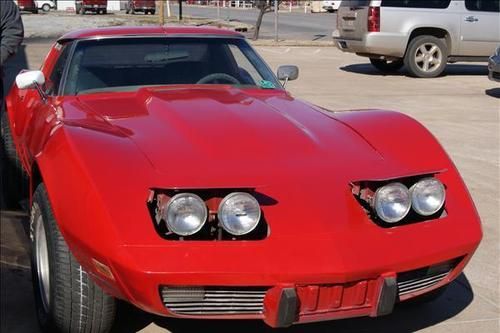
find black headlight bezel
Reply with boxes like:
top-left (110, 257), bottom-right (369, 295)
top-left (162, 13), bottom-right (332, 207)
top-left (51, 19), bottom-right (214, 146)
top-left (147, 188), bottom-right (270, 241)
top-left (351, 174), bottom-right (447, 228)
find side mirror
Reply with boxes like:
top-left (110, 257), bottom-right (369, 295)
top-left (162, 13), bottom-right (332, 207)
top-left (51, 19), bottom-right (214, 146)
top-left (16, 70), bottom-right (45, 90)
top-left (277, 65), bottom-right (299, 87)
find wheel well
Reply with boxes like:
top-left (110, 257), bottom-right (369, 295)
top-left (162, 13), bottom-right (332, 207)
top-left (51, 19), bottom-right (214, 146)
top-left (407, 27), bottom-right (451, 51)
top-left (30, 162), bottom-right (43, 195)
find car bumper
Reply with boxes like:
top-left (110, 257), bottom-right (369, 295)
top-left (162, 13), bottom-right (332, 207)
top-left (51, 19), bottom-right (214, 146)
top-left (488, 55), bottom-right (500, 82)
top-left (333, 31), bottom-right (407, 59)
top-left (94, 216), bottom-right (480, 327)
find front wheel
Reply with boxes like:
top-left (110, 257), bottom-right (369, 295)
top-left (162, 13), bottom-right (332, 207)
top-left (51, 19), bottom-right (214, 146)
top-left (31, 184), bottom-right (116, 333)
top-left (404, 35), bottom-right (448, 78)
top-left (369, 58), bottom-right (404, 73)
top-left (42, 4), bottom-right (51, 12)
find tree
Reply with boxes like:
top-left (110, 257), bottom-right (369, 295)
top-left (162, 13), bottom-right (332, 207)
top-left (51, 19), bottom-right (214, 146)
top-left (253, 0), bottom-right (282, 40)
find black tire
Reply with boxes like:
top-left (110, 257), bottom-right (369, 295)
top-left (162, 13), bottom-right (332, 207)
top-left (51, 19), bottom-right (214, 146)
top-left (42, 4), bottom-right (51, 12)
top-left (103, 9), bottom-right (107, 14)
top-left (369, 58), bottom-right (404, 73)
top-left (30, 184), bottom-right (116, 333)
top-left (404, 35), bottom-right (448, 78)
top-left (150, 10), bottom-right (155, 15)
top-left (0, 109), bottom-right (28, 208)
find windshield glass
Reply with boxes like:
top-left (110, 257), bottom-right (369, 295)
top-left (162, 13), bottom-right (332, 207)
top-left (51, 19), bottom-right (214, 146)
top-left (64, 37), bottom-right (281, 95)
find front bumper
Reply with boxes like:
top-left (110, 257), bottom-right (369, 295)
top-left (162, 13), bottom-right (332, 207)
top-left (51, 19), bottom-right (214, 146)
top-left (333, 31), bottom-right (408, 58)
top-left (488, 55), bottom-right (500, 82)
top-left (93, 213), bottom-right (480, 327)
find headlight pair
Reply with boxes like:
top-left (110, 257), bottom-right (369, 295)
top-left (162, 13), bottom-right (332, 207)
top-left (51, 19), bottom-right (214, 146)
top-left (374, 178), bottom-right (445, 223)
top-left (162, 192), bottom-right (261, 237)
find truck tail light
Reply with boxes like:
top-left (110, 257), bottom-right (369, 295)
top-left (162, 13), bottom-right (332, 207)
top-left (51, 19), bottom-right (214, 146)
top-left (368, 6), bottom-right (380, 32)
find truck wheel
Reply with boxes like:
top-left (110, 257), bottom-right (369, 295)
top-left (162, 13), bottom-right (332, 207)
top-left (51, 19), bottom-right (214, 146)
top-left (103, 9), bottom-right (107, 14)
top-left (369, 58), bottom-right (404, 73)
top-left (42, 4), bottom-right (51, 12)
top-left (150, 10), bottom-right (156, 15)
top-left (31, 184), bottom-right (116, 333)
top-left (0, 109), bottom-right (28, 208)
top-left (404, 35), bottom-right (448, 78)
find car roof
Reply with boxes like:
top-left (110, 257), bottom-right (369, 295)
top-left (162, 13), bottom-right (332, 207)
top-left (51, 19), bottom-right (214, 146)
top-left (58, 26), bottom-right (244, 43)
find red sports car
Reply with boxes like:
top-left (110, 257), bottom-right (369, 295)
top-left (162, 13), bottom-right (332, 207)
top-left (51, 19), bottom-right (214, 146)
top-left (1, 26), bottom-right (482, 332)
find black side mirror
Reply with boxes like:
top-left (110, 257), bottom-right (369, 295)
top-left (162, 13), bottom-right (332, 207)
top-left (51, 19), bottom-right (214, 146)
top-left (277, 65), bottom-right (299, 87)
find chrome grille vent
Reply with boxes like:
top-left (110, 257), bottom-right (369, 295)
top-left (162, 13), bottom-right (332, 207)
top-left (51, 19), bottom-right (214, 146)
top-left (397, 257), bottom-right (461, 297)
top-left (398, 271), bottom-right (450, 296)
top-left (160, 286), bottom-right (268, 315)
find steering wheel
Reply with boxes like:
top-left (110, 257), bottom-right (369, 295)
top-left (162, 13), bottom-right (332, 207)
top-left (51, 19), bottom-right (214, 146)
top-left (197, 73), bottom-right (241, 85)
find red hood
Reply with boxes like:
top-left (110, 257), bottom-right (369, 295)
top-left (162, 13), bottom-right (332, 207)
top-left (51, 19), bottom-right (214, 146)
top-left (50, 86), bottom-right (459, 243)
top-left (71, 86), bottom-right (394, 188)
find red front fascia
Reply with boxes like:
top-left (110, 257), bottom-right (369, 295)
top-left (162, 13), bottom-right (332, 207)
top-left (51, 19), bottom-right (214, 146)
top-left (35, 124), bottom-right (481, 324)
top-left (27, 93), bottom-right (481, 326)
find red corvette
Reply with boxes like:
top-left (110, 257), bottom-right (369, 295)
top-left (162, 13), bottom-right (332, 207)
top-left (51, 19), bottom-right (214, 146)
top-left (1, 26), bottom-right (482, 332)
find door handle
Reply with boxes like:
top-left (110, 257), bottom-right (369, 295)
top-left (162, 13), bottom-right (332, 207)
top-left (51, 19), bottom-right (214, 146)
top-left (465, 16), bottom-right (479, 22)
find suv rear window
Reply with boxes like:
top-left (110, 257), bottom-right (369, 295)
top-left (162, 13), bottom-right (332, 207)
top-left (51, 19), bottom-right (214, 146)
top-left (381, 0), bottom-right (451, 8)
top-left (465, 0), bottom-right (500, 12)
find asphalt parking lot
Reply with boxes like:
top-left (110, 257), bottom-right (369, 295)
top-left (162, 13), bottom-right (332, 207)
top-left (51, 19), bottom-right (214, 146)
top-left (1, 34), bottom-right (499, 333)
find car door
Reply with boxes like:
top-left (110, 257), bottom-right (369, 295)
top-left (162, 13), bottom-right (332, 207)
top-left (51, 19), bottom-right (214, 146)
top-left (460, 0), bottom-right (500, 56)
top-left (13, 43), bottom-right (72, 170)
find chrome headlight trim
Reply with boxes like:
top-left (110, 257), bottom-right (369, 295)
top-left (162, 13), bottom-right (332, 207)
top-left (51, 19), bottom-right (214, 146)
top-left (164, 193), bottom-right (208, 236)
top-left (218, 192), bottom-right (261, 236)
top-left (410, 178), bottom-right (446, 216)
top-left (373, 182), bottom-right (411, 223)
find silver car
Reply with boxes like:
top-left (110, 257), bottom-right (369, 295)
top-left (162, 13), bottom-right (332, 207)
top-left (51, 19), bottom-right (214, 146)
top-left (333, 0), bottom-right (500, 78)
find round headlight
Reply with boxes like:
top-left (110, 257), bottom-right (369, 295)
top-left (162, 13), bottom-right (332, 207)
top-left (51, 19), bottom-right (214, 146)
top-left (164, 193), bottom-right (207, 236)
top-left (218, 192), bottom-right (261, 236)
top-left (410, 178), bottom-right (446, 216)
top-left (374, 182), bottom-right (411, 223)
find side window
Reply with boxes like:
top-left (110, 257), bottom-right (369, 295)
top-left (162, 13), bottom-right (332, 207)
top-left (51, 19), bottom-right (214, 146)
top-left (228, 44), bottom-right (264, 85)
top-left (381, 0), bottom-right (451, 9)
top-left (47, 43), bottom-right (72, 95)
top-left (465, 0), bottom-right (500, 12)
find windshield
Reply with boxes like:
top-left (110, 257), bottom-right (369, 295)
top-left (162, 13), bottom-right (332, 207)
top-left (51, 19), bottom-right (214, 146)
top-left (64, 37), bottom-right (281, 95)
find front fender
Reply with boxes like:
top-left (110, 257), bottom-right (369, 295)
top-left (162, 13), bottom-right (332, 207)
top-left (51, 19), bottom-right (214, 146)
top-left (34, 123), bottom-right (155, 298)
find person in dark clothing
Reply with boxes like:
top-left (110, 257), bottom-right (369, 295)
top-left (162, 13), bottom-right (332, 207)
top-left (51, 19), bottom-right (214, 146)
top-left (1, 0), bottom-right (24, 66)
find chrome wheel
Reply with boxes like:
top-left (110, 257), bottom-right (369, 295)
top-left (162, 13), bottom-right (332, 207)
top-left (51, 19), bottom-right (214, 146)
top-left (414, 43), bottom-right (442, 74)
top-left (35, 214), bottom-right (50, 312)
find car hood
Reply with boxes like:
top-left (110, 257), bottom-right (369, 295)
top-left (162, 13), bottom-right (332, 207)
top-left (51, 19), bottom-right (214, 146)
top-left (72, 86), bottom-right (396, 188)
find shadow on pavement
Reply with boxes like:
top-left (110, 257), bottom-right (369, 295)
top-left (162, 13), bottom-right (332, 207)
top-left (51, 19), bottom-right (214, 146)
top-left (485, 87), bottom-right (500, 98)
top-left (340, 63), bottom-right (488, 77)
